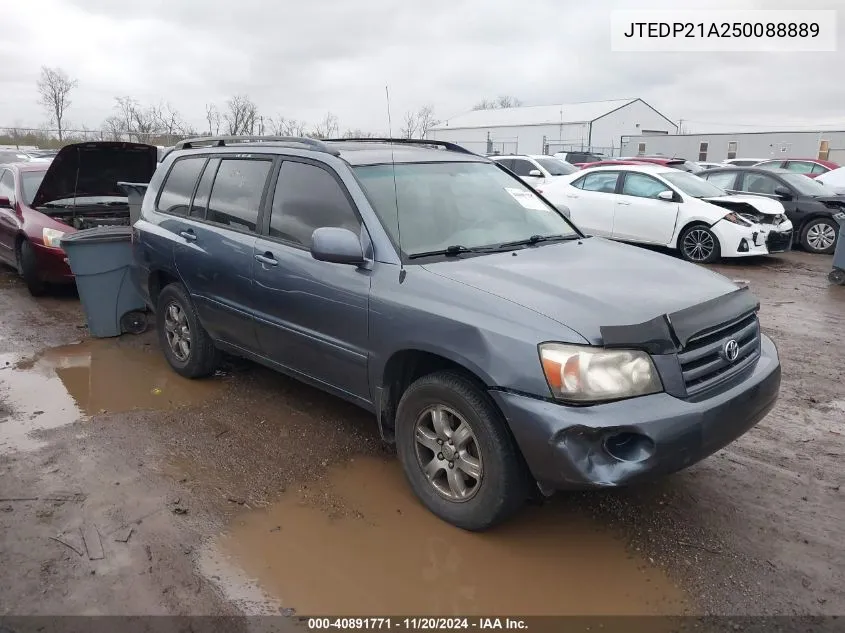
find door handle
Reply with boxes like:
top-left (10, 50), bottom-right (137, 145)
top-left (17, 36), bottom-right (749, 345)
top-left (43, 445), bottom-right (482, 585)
top-left (179, 230), bottom-right (197, 241)
top-left (617, 201), bottom-right (632, 206)
top-left (255, 252), bottom-right (278, 267)
top-left (565, 194), bottom-right (579, 199)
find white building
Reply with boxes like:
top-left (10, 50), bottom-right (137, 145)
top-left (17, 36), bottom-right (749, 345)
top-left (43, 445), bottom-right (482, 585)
top-left (620, 130), bottom-right (845, 164)
top-left (426, 98), bottom-right (677, 156)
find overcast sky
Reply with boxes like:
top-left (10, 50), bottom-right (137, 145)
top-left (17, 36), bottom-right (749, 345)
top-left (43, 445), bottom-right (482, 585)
top-left (1, 0), bottom-right (842, 136)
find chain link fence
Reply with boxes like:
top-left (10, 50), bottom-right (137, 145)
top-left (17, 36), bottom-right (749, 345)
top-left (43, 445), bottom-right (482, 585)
top-left (0, 127), bottom-right (194, 150)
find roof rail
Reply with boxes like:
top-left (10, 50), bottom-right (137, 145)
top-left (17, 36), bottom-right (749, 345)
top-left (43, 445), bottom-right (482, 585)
top-left (326, 138), bottom-right (477, 156)
top-left (173, 135), bottom-right (341, 156)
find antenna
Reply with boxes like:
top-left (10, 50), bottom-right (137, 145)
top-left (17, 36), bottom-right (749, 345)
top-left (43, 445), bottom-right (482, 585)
top-left (385, 85), bottom-right (403, 271)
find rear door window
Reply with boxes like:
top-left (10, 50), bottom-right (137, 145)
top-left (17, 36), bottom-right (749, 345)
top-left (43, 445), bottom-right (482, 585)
top-left (579, 171), bottom-right (620, 194)
top-left (189, 158), bottom-right (220, 219)
top-left (157, 157), bottom-right (206, 216)
top-left (206, 158), bottom-right (272, 232)
top-left (784, 161), bottom-right (816, 174)
top-left (268, 160), bottom-right (361, 248)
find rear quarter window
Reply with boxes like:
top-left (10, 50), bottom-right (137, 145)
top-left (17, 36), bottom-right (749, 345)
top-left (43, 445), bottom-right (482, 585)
top-left (156, 157), bottom-right (206, 215)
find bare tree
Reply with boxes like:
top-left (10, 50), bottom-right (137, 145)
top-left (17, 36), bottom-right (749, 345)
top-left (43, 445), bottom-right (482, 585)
top-left (205, 104), bottom-right (221, 135)
top-left (37, 67), bottom-right (78, 142)
top-left (341, 128), bottom-right (375, 138)
top-left (415, 105), bottom-right (438, 138)
top-left (400, 111), bottom-right (418, 139)
top-left (224, 95), bottom-right (258, 135)
top-left (399, 105), bottom-right (439, 139)
top-left (472, 95), bottom-right (522, 111)
top-left (310, 112), bottom-right (339, 139)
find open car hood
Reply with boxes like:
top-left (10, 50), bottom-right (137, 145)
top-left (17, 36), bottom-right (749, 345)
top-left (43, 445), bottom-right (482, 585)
top-left (702, 194), bottom-right (784, 215)
top-left (30, 142), bottom-right (158, 208)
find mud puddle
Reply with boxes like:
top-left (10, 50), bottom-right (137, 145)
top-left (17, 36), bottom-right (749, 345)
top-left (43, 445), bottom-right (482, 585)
top-left (210, 457), bottom-right (687, 616)
top-left (0, 339), bottom-right (222, 452)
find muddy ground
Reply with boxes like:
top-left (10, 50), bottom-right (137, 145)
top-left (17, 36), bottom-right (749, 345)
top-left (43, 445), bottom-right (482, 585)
top-left (0, 251), bottom-right (843, 624)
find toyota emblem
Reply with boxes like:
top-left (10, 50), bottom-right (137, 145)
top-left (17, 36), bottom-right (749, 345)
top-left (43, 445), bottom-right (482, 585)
top-left (723, 339), bottom-right (740, 363)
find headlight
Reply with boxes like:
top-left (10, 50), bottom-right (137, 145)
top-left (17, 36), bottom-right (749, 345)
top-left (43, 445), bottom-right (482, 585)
top-left (722, 212), bottom-right (752, 226)
top-left (42, 228), bottom-right (65, 248)
top-left (539, 343), bottom-right (663, 403)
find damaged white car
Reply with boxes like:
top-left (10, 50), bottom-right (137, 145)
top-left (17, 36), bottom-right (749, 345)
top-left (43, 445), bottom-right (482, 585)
top-left (541, 165), bottom-right (793, 263)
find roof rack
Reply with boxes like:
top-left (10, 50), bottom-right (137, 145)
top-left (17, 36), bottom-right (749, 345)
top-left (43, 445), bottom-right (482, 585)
top-left (173, 136), bottom-right (341, 156)
top-left (326, 138), bottom-right (477, 156)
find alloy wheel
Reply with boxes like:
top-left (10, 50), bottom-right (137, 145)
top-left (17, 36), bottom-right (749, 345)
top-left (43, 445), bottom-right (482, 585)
top-left (683, 228), bottom-right (715, 262)
top-left (164, 302), bottom-right (191, 361)
top-left (806, 222), bottom-right (837, 252)
top-left (413, 405), bottom-right (483, 501)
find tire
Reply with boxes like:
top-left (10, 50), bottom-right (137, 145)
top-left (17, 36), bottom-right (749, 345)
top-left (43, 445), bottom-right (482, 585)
top-left (395, 370), bottom-right (529, 531)
top-left (800, 217), bottom-right (838, 254)
top-left (16, 240), bottom-right (47, 296)
top-left (156, 283), bottom-right (220, 378)
top-left (679, 224), bottom-right (721, 264)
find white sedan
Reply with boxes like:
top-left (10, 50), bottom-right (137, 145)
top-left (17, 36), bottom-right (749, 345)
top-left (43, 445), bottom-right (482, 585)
top-left (541, 165), bottom-right (793, 263)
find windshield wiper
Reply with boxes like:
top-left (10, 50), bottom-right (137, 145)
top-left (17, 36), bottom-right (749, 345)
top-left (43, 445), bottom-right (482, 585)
top-left (496, 234), bottom-right (579, 250)
top-left (408, 245), bottom-right (497, 259)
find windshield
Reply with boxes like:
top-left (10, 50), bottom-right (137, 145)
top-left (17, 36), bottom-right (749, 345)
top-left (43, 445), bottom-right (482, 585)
top-left (354, 162), bottom-right (578, 258)
top-left (22, 171), bottom-right (46, 205)
top-left (781, 173), bottom-right (837, 197)
top-left (661, 171), bottom-right (727, 198)
top-left (535, 158), bottom-right (578, 176)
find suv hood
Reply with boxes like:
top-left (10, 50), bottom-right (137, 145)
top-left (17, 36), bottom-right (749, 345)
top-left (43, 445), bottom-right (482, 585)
top-left (30, 142), bottom-right (158, 208)
top-left (702, 194), bottom-right (783, 215)
top-left (423, 237), bottom-right (745, 347)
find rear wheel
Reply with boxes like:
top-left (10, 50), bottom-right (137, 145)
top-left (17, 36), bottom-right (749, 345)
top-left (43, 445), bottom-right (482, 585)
top-left (156, 283), bottom-right (220, 378)
top-left (16, 240), bottom-right (46, 296)
top-left (800, 217), bottom-right (838, 254)
top-left (395, 370), bottom-right (529, 531)
top-left (679, 225), bottom-right (721, 264)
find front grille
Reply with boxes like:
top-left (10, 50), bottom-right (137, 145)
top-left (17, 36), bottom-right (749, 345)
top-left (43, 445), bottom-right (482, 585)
top-left (677, 312), bottom-right (761, 396)
top-left (766, 229), bottom-right (793, 253)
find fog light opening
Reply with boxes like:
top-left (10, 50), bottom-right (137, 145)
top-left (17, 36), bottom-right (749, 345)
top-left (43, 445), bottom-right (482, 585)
top-left (738, 238), bottom-right (749, 253)
top-left (604, 432), bottom-right (655, 463)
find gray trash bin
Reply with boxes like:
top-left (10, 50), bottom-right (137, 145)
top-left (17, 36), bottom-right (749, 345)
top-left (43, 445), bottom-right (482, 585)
top-left (61, 226), bottom-right (148, 338)
top-left (829, 212), bottom-right (845, 285)
top-left (117, 181), bottom-right (149, 225)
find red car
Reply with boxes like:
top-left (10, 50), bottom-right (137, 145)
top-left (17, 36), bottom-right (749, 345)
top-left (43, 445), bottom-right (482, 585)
top-left (577, 160), bottom-right (647, 168)
top-left (618, 156), bottom-right (703, 172)
top-left (0, 142), bottom-right (157, 295)
top-left (753, 158), bottom-right (839, 178)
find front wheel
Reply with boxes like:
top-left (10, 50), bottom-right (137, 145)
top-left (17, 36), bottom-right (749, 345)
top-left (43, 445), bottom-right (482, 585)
top-left (801, 217), bottom-right (838, 254)
top-left (156, 283), bottom-right (220, 378)
top-left (16, 240), bottom-right (47, 296)
top-left (395, 371), bottom-right (529, 531)
top-left (679, 225), bottom-right (721, 264)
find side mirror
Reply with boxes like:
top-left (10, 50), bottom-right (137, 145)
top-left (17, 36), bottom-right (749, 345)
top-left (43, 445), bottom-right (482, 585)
top-left (657, 191), bottom-right (675, 201)
top-left (310, 227), bottom-right (365, 266)
top-left (773, 186), bottom-right (792, 199)
top-left (0, 196), bottom-right (11, 209)
top-left (528, 169), bottom-right (543, 178)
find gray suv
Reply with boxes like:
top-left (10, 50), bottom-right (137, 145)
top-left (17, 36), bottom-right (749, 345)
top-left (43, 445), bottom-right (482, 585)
top-left (132, 136), bottom-right (781, 530)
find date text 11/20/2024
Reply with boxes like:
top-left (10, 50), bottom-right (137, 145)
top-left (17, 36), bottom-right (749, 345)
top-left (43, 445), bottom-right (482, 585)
top-left (307, 618), bottom-right (528, 630)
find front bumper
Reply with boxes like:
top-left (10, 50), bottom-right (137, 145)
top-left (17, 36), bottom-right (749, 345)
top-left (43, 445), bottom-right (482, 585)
top-left (713, 220), bottom-right (793, 257)
top-left (490, 334), bottom-right (781, 489)
top-left (31, 241), bottom-right (74, 283)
